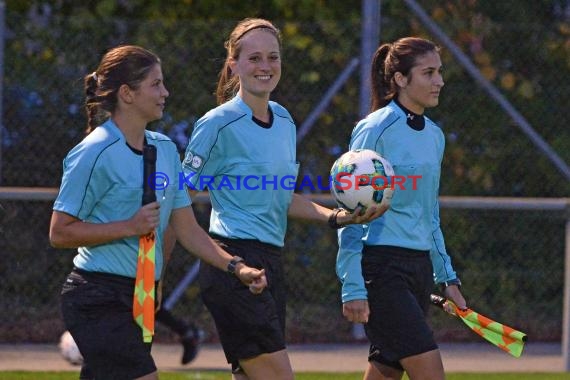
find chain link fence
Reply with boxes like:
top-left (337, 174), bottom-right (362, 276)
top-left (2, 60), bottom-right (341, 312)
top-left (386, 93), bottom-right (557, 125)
top-left (1, 2), bottom-right (569, 345)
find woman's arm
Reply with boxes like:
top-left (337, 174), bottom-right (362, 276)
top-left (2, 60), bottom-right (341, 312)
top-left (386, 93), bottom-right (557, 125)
top-left (162, 223), bottom-right (176, 268)
top-left (169, 206), bottom-right (267, 293)
top-left (156, 224), bottom-right (177, 310)
top-left (49, 202), bottom-right (160, 248)
top-left (287, 193), bottom-right (388, 226)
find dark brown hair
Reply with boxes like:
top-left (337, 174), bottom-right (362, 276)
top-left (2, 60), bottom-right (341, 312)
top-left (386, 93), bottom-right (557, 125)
top-left (215, 18), bottom-right (281, 105)
top-left (370, 37), bottom-right (440, 111)
top-left (84, 45), bottom-right (160, 133)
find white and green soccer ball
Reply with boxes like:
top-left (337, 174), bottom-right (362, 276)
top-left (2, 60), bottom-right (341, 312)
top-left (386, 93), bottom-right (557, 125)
top-left (330, 149), bottom-right (395, 213)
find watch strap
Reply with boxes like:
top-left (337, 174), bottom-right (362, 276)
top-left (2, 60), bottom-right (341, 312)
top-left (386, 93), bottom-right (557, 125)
top-left (227, 256), bottom-right (245, 274)
top-left (441, 278), bottom-right (462, 290)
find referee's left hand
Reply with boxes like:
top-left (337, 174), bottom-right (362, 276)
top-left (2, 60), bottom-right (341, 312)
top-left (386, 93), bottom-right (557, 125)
top-left (444, 285), bottom-right (467, 311)
top-left (342, 299), bottom-right (370, 323)
top-left (236, 266), bottom-right (267, 294)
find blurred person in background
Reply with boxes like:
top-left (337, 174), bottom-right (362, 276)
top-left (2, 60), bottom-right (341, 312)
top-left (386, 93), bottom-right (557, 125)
top-left (156, 308), bottom-right (202, 364)
top-left (336, 37), bottom-right (467, 380)
top-left (50, 44), bottom-right (266, 380)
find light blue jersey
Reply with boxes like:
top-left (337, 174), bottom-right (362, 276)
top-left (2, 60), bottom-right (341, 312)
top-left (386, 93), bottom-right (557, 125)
top-left (183, 96), bottom-right (299, 247)
top-left (53, 119), bottom-right (191, 279)
top-left (336, 101), bottom-right (457, 302)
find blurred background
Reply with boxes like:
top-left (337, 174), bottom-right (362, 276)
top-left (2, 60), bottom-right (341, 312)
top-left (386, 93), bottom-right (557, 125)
top-left (0, 0), bottom-right (569, 348)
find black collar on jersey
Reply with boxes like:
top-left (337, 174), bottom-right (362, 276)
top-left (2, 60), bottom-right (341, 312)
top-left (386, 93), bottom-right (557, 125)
top-left (126, 136), bottom-right (148, 155)
top-left (394, 98), bottom-right (425, 131)
top-left (252, 107), bottom-right (273, 129)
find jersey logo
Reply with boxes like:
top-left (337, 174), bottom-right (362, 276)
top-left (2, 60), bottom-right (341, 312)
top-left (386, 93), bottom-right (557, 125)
top-left (183, 151), bottom-right (204, 171)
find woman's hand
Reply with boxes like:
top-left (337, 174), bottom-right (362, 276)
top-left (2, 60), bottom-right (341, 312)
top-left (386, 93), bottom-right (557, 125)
top-left (336, 203), bottom-right (390, 226)
top-left (130, 201), bottom-right (160, 236)
top-left (342, 299), bottom-right (370, 323)
top-left (235, 265), bottom-right (267, 294)
top-left (444, 285), bottom-right (467, 311)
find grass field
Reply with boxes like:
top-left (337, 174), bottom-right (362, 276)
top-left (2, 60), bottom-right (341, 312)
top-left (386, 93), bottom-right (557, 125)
top-left (1, 372), bottom-right (569, 380)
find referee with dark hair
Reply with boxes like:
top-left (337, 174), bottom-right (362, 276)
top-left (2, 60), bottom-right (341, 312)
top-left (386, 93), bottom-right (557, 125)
top-left (337, 37), bottom-right (467, 380)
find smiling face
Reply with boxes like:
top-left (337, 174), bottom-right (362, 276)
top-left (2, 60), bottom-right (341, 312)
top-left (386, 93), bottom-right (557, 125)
top-left (129, 63), bottom-right (169, 123)
top-left (396, 51), bottom-right (444, 114)
top-left (229, 28), bottom-right (281, 102)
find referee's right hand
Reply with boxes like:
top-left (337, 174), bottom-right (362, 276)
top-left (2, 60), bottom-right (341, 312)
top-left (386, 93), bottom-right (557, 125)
top-left (131, 201), bottom-right (160, 235)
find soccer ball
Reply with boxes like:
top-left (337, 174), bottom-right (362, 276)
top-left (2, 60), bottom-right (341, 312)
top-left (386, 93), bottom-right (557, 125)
top-left (330, 149), bottom-right (395, 213)
top-left (59, 330), bottom-right (83, 366)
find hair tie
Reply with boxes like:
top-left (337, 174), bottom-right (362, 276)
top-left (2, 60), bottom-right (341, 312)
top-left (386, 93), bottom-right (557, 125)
top-left (91, 71), bottom-right (98, 82)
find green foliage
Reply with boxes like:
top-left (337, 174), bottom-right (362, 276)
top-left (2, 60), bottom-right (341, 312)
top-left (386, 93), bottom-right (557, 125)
top-left (4, 0), bottom-right (569, 194)
top-left (5, 0), bottom-right (362, 21)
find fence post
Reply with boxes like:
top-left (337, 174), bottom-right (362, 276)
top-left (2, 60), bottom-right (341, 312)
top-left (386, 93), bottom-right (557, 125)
top-left (562, 203), bottom-right (570, 372)
top-left (352, 0), bottom-right (381, 341)
top-left (359, 0), bottom-right (380, 118)
top-left (0, 1), bottom-right (5, 185)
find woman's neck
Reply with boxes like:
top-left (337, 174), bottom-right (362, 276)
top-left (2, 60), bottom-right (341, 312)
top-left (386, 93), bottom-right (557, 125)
top-left (240, 91), bottom-right (271, 122)
top-left (395, 95), bottom-right (424, 115)
top-left (112, 113), bottom-right (146, 150)
top-left (394, 98), bottom-right (425, 130)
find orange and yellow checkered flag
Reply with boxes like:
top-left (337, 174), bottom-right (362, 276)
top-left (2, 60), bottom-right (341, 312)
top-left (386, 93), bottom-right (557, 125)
top-left (133, 144), bottom-right (157, 343)
top-left (134, 231), bottom-right (156, 343)
top-left (431, 294), bottom-right (527, 357)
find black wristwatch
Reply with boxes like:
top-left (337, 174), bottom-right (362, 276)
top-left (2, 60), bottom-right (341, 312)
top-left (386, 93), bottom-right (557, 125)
top-left (227, 256), bottom-right (245, 274)
top-left (441, 278), bottom-right (462, 290)
top-left (328, 208), bottom-right (343, 229)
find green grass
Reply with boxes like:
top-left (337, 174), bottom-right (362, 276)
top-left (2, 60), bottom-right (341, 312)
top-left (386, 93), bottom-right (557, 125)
top-left (0, 372), bottom-right (568, 380)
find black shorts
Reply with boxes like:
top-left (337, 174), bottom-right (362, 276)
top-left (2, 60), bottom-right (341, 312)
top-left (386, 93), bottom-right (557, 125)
top-left (60, 268), bottom-right (157, 380)
top-left (200, 235), bottom-right (286, 370)
top-left (362, 245), bottom-right (438, 371)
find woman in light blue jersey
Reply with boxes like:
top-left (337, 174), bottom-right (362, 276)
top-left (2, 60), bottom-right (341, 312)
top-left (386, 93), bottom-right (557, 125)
top-left (336, 37), bottom-right (467, 380)
top-left (50, 45), bottom-right (266, 380)
top-left (183, 18), bottom-right (384, 380)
